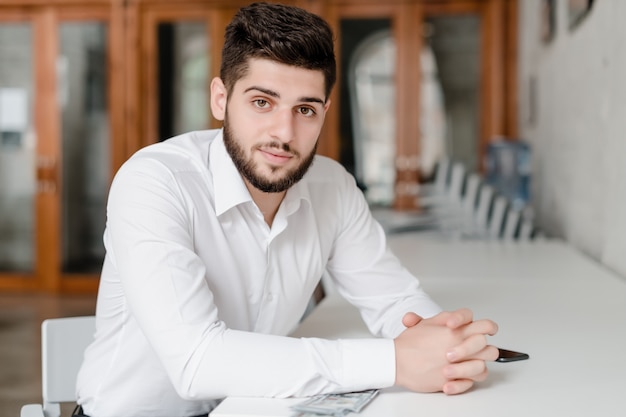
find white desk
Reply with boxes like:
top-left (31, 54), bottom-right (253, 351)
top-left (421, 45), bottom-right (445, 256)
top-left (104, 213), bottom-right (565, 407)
top-left (211, 238), bottom-right (626, 417)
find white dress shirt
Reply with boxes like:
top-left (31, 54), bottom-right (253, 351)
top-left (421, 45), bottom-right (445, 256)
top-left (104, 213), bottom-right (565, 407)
top-left (76, 129), bottom-right (441, 417)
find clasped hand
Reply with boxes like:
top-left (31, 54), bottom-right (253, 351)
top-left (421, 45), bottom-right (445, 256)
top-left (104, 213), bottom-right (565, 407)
top-left (394, 309), bottom-right (499, 395)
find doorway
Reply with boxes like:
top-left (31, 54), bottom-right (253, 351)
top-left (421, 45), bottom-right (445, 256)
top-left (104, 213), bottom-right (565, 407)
top-left (0, 5), bottom-right (122, 293)
top-left (335, 0), bottom-right (516, 209)
top-left (0, 0), bottom-right (517, 292)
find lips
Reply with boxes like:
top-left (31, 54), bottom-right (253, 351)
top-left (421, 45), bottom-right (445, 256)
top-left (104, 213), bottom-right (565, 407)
top-left (258, 146), bottom-right (294, 164)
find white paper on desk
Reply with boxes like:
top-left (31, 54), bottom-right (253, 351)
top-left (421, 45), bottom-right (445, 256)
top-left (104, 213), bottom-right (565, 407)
top-left (209, 396), bottom-right (302, 417)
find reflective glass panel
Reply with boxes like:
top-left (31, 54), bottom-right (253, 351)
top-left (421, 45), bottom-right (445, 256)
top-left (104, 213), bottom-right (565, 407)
top-left (341, 18), bottom-right (394, 206)
top-left (59, 22), bottom-right (109, 273)
top-left (425, 15), bottom-right (480, 172)
top-left (158, 21), bottom-right (209, 141)
top-left (344, 15), bottom-right (480, 206)
top-left (0, 23), bottom-right (36, 272)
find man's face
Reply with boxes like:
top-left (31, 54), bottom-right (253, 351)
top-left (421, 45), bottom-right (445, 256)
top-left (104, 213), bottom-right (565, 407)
top-left (211, 58), bottom-right (330, 193)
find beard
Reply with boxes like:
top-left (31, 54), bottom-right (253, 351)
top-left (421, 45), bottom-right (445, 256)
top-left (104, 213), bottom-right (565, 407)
top-left (222, 113), bottom-right (318, 193)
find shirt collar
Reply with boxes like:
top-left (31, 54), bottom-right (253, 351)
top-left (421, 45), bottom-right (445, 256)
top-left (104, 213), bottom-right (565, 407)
top-left (210, 130), bottom-right (253, 216)
top-left (282, 170), bottom-right (312, 217)
top-left (209, 129), bottom-right (312, 217)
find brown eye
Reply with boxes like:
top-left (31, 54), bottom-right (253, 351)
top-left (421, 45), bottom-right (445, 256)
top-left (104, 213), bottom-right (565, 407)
top-left (253, 99), bottom-right (270, 109)
top-left (298, 107), bottom-right (316, 117)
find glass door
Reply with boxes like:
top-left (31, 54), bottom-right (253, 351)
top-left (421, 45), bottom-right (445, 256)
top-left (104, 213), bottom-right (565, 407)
top-left (343, 20), bottom-right (395, 206)
top-left (334, 2), bottom-right (426, 210)
top-left (331, 3), bottom-right (401, 208)
top-left (59, 21), bottom-right (110, 277)
top-left (422, 13), bottom-right (481, 174)
top-left (137, 4), bottom-right (220, 148)
top-left (0, 22), bottom-right (36, 283)
top-left (156, 20), bottom-right (210, 141)
top-left (337, 1), bottom-right (511, 210)
top-left (0, 5), bottom-right (119, 293)
top-left (422, 0), bottom-right (512, 176)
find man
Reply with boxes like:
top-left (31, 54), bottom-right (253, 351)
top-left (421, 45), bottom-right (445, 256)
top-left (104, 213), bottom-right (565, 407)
top-left (76, 3), bottom-right (498, 416)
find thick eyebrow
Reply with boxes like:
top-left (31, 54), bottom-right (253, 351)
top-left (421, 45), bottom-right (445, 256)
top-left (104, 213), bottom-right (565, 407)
top-left (244, 86), bottom-right (325, 105)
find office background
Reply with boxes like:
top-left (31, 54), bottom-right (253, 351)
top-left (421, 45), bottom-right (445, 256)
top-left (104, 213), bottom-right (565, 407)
top-left (1, 0), bottom-right (624, 415)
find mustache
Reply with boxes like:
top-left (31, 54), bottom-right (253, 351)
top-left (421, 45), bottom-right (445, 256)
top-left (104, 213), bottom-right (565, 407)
top-left (257, 141), bottom-right (297, 155)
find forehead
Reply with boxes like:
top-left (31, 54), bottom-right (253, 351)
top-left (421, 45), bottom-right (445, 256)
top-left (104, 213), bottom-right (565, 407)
top-left (233, 58), bottom-right (326, 101)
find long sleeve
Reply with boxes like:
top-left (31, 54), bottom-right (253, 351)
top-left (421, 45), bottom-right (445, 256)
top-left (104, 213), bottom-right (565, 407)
top-left (325, 167), bottom-right (442, 339)
top-left (89, 144), bottom-right (395, 411)
top-left (77, 131), bottom-right (438, 417)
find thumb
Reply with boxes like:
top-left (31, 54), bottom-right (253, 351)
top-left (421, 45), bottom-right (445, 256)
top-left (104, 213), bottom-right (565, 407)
top-left (401, 312), bottom-right (423, 328)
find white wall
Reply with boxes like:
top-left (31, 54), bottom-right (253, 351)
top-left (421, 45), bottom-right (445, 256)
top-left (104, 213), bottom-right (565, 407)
top-left (518, 0), bottom-right (626, 277)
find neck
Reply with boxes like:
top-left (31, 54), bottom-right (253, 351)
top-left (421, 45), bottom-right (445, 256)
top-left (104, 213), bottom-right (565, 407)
top-left (245, 182), bottom-right (286, 227)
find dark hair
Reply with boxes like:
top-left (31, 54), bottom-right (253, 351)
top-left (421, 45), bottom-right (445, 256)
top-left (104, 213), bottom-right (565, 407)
top-left (220, 2), bottom-right (336, 100)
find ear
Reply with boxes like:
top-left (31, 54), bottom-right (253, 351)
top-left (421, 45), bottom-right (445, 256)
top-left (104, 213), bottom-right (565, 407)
top-left (323, 98), bottom-right (331, 114)
top-left (210, 77), bottom-right (227, 121)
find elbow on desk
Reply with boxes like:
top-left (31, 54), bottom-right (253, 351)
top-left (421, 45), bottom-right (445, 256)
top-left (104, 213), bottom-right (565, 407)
top-left (168, 365), bottom-right (225, 401)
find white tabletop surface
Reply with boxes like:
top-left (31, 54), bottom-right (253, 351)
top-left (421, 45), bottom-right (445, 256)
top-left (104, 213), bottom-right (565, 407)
top-left (211, 237), bottom-right (626, 417)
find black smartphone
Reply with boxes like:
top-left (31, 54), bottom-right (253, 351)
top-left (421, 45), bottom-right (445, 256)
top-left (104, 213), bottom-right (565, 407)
top-left (496, 348), bottom-right (529, 363)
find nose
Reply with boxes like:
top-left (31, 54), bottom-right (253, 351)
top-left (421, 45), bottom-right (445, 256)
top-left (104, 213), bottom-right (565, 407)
top-left (268, 107), bottom-right (296, 144)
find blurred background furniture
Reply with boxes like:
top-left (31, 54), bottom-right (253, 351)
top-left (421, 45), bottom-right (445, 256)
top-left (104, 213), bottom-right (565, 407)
top-left (21, 316), bottom-right (95, 417)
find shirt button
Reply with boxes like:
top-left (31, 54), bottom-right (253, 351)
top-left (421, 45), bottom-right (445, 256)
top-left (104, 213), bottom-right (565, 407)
top-left (266, 293), bottom-right (274, 302)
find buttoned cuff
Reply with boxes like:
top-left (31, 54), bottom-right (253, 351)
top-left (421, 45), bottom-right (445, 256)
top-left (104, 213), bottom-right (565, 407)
top-left (339, 338), bottom-right (396, 390)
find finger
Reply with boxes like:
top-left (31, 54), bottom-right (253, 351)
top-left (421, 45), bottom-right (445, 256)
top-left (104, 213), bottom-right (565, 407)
top-left (447, 333), bottom-right (488, 362)
top-left (424, 309), bottom-right (472, 328)
top-left (442, 379), bottom-right (474, 395)
top-left (442, 367), bottom-right (489, 395)
top-left (443, 359), bottom-right (487, 381)
top-left (420, 311), bottom-right (452, 326)
top-left (445, 308), bottom-right (474, 329)
top-left (480, 345), bottom-right (500, 362)
top-left (460, 318), bottom-right (499, 338)
top-left (449, 345), bottom-right (499, 363)
top-left (401, 312), bottom-right (423, 328)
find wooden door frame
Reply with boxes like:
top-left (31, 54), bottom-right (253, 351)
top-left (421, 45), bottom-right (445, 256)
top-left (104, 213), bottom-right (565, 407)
top-left (0, 0), bottom-right (517, 292)
top-left (128, 0), bottom-right (518, 211)
top-left (138, 4), bottom-right (219, 149)
top-left (129, 1), bottom-right (243, 153)
top-left (323, 1), bottom-right (423, 209)
top-left (423, 0), bottom-right (518, 172)
top-left (0, 1), bottom-right (125, 293)
top-left (0, 7), bottom-right (40, 291)
top-left (318, 0), bottom-right (517, 209)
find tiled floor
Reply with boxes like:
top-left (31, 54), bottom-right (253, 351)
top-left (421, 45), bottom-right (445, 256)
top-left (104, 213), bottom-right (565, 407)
top-left (0, 293), bottom-right (96, 417)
